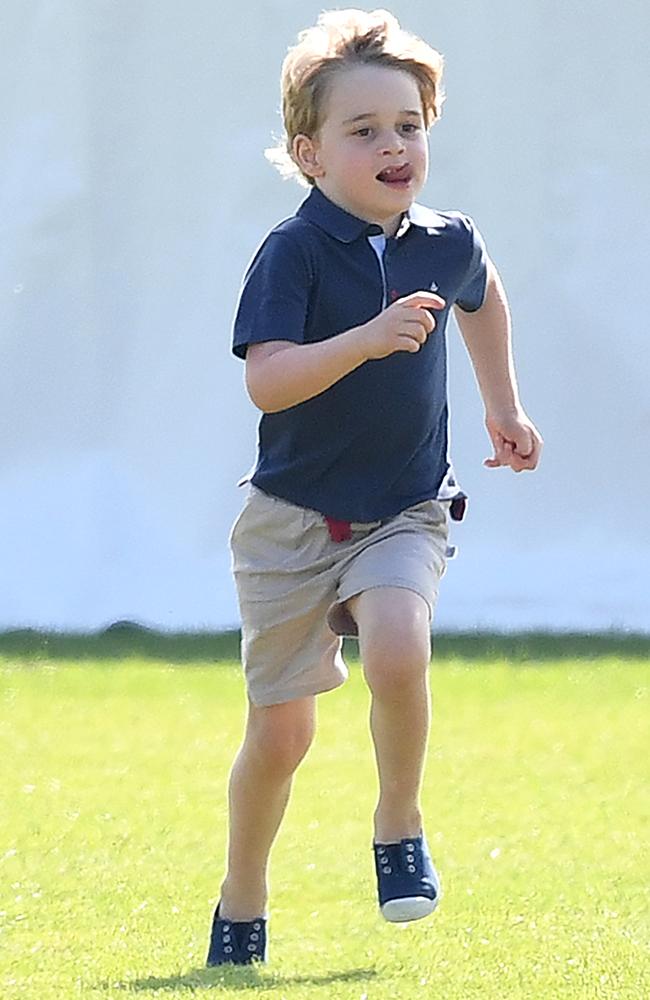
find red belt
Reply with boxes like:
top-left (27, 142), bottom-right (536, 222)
top-left (324, 496), bottom-right (466, 544)
top-left (324, 517), bottom-right (352, 542)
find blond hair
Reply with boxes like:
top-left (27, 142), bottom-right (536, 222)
top-left (266, 8), bottom-right (445, 185)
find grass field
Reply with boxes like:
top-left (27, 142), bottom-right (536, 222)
top-left (1, 630), bottom-right (649, 999)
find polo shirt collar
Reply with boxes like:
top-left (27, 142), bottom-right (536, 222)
top-left (298, 187), bottom-right (379, 242)
top-left (298, 186), bottom-right (448, 242)
top-left (403, 201), bottom-right (449, 234)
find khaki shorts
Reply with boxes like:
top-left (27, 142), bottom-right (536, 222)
top-left (230, 485), bottom-right (450, 706)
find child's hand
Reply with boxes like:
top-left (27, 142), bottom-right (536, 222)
top-left (356, 292), bottom-right (446, 360)
top-left (484, 410), bottom-right (543, 472)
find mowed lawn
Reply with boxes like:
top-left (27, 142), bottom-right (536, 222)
top-left (1, 631), bottom-right (649, 1000)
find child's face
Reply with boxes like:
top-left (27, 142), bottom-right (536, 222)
top-left (296, 64), bottom-right (429, 235)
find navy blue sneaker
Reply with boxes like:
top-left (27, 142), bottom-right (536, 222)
top-left (206, 903), bottom-right (267, 966)
top-left (373, 833), bottom-right (441, 922)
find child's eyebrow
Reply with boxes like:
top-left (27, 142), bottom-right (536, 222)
top-left (342, 109), bottom-right (423, 125)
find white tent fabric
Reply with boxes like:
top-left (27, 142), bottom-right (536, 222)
top-left (2, 1), bottom-right (649, 632)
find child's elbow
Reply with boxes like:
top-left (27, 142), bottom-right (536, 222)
top-left (245, 342), bottom-right (296, 413)
top-left (245, 369), bottom-right (281, 413)
top-left (245, 380), bottom-right (271, 412)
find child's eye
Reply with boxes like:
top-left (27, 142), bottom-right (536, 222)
top-left (400, 122), bottom-right (420, 134)
top-left (354, 127), bottom-right (372, 137)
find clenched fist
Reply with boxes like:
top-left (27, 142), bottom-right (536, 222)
top-left (354, 292), bottom-right (446, 361)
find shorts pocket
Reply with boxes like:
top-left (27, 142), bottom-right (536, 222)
top-left (404, 498), bottom-right (449, 529)
top-left (231, 488), bottom-right (307, 573)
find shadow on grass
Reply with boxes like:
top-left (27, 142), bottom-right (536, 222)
top-left (1, 621), bottom-right (649, 664)
top-left (104, 964), bottom-right (378, 992)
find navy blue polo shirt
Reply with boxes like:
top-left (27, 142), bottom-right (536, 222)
top-left (232, 186), bottom-right (488, 522)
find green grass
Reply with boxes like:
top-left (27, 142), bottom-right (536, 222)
top-left (1, 634), bottom-right (649, 999)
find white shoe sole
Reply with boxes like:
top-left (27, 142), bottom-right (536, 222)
top-left (380, 894), bottom-right (439, 923)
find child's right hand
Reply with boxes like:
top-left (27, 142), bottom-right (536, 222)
top-left (355, 292), bottom-right (446, 361)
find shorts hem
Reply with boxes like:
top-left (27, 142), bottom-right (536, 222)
top-left (337, 579), bottom-right (437, 621)
top-left (248, 673), bottom-right (347, 708)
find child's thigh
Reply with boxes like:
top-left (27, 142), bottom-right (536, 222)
top-left (334, 498), bottom-right (449, 640)
top-left (230, 486), bottom-right (347, 706)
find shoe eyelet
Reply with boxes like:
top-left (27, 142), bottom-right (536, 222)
top-left (253, 922), bottom-right (261, 930)
top-left (250, 932), bottom-right (259, 941)
top-left (407, 854), bottom-right (415, 862)
top-left (222, 923), bottom-right (230, 932)
top-left (408, 864), bottom-right (416, 872)
top-left (406, 843), bottom-right (415, 851)
top-left (248, 943), bottom-right (257, 951)
top-left (383, 866), bottom-right (392, 874)
top-left (222, 934), bottom-right (231, 942)
top-left (224, 945), bottom-right (233, 954)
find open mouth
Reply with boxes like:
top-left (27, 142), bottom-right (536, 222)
top-left (376, 163), bottom-right (413, 186)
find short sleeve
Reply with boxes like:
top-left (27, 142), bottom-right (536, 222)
top-left (454, 216), bottom-right (488, 313)
top-left (232, 232), bottom-right (312, 359)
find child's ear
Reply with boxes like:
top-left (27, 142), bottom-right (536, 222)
top-left (292, 134), bottom-right (324, 178)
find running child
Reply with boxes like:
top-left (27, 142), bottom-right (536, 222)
top-left (207, 7), bottom-right (542, 966)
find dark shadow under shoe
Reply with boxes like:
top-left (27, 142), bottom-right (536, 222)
top-left (206, 903), bottom-right (267, 966)
top-left (373, 833), bottom-right (441, 923)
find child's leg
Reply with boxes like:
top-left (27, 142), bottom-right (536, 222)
top-left (347, 587), bottom-right (431, 843)
top-left (219, 694), bottom-right (316, 921)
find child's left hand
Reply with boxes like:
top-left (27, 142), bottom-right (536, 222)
top-left (484, 410), bottom-right (543, 472)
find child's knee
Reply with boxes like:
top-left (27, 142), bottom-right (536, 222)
top-left (246, 698), bottom-right (315, 775)
top-left (363, 633), bottom-right (430, 699)
top-left (354, 589), bottom-right (431, 697)
top-left (362, 608), bottom-right (431, 699)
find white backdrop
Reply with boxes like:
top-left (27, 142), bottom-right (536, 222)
top-left (2, 0), bottom-right (649, 632)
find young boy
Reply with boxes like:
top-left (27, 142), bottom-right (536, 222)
top-left (207, 8), bottom-right (542, 966)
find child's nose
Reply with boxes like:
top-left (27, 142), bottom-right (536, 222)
top-left (378, 130), bottom-right (405, 155)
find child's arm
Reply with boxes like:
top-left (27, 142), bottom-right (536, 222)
top-left (454, 261), bottom-right (543, 472)
top-left (246, 292), bottom-right (445, 413)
